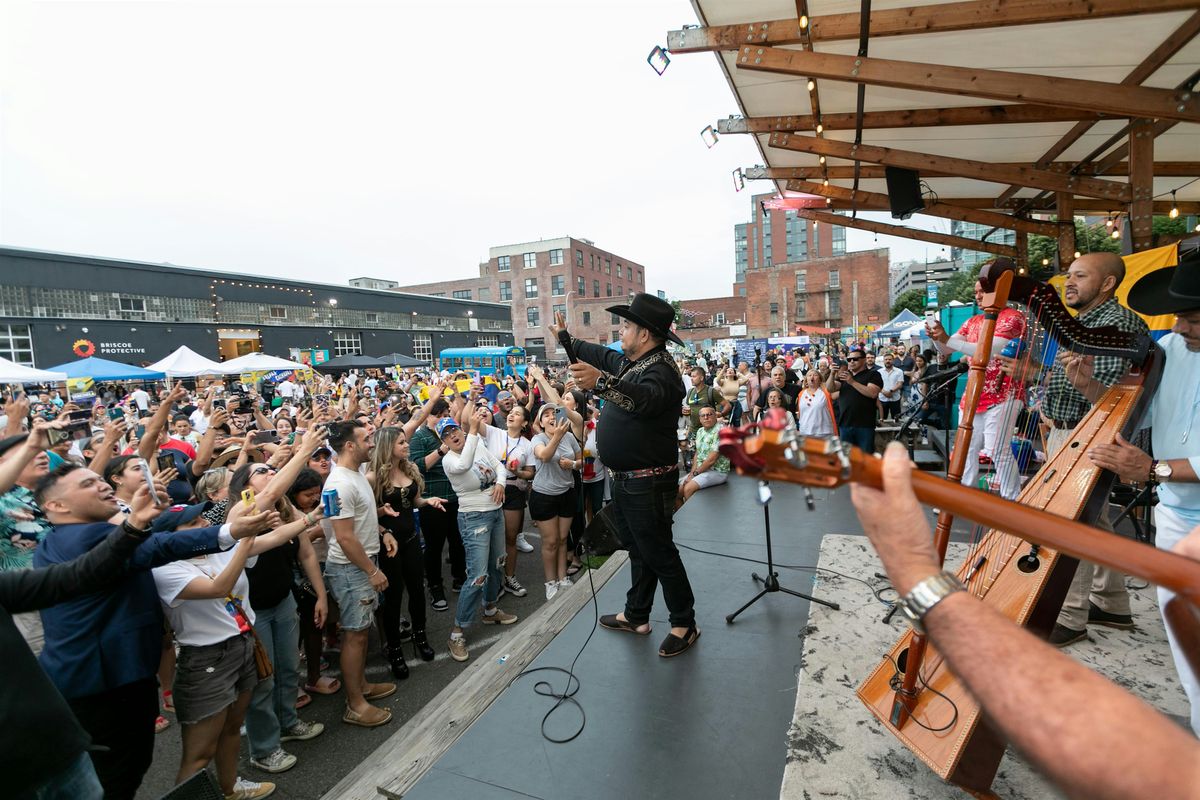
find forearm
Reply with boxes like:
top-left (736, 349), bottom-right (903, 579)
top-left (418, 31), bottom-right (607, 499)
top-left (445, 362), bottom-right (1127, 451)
top-left (695, 452), bottom-right (718, 474)
top-left (334, 529), bottom-right (378, 575)
top-left (0, 444), bottom-right (38, 495)
top-left (249, 517), bottom-right (310, 555)
top-left (298, 545), bottom-right (327, 601)
top-left (925, 592), bottom-right (1200, 800)
top-left (848, 378), bottom-right (881, 399)
top-left (1, 523), bottom-right (145, 613)
top-left (573, 339), bottom-right (623, 374)
top-left (89, 443), bottom-right (118, 479)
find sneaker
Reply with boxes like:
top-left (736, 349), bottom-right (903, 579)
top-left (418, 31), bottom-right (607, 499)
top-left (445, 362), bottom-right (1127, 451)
top-left (515, 532), bottom-right (534, 553)
top-left (1049, 624), bottom-right (1088, 648)
top-left (482, 608), bottom-right (519, 625)
top-left (249, 748), bottom-right (297, 774)
top-left (280, 720), bottom-right (324, 742)
top-left (430, 585), bottom-right (448, 612)
top-left (448, 634), bottom-right (469, 662)
top-left (502, 574), bottom-right (528, 597)
top-left (557, 576), bottom-right (573, 588)
top-left (226, 777), bottom-right (276, 800)
top-left (545, 581), bottom-right (559, 601)
top-left (1087, 602), bottom-right (1134, 630)
top-left (451, 578), bottom-right (464, 594)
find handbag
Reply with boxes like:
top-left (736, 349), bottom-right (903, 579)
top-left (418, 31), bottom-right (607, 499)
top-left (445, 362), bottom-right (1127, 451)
top-left (227, 595), bottom-right (274, 680)
top-left (580, 503), bottom-right (625, 557)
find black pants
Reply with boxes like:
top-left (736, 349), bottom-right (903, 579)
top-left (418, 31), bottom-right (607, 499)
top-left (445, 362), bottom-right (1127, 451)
top-left (880, 400), bottom-right (902, 421)
top-left (420, 499), bottom-right (464, 589)
top-left (379, 532), bottom-right (427, 638)
top-left (68, 678), bottom-right (158, 800)
top-left (610, 472), bottom-right (696, 628)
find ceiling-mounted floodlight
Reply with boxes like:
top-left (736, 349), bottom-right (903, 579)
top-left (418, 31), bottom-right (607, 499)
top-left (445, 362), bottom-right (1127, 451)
top-left (732, 168), bottom-right (745, 192)
top-left (647, 45), bottom-right (670, 76)
top-left (701, 125), bottom-right (719, 148)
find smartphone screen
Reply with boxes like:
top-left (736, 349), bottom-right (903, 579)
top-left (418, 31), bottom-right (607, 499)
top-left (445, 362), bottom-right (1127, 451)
top-left (107, 407), bottom-right (125, 421)
top-left (251, 430), bottom-right (278, 445)
top-left (156, 453), bottom-right (175, 473)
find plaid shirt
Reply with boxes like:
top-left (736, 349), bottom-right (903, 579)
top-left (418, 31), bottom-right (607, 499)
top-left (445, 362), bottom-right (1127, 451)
top-left (1042, 298), bottom-right (1149, 425)
top-left (409, 425), bottom-right (456, 502)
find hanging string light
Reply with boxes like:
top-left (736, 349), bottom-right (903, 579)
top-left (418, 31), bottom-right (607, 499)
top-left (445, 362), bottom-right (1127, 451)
top-left (1169, 191), bottom-right (1180, 219)
top-left (799, 14), bottom-right (809, 28)
top-left (807, 79), bottom-right (815, 92)
top-left (816, 123), bottom-right (823, 133)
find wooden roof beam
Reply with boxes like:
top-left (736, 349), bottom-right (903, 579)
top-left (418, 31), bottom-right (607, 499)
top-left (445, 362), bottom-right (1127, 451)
top-left (738, 48), bottom-right (1200, 123)
top-left (718, 106), bottom-right (1112, 134)
top-left (743, 162), bottom-right (1200, 181)
top-left (667, 0), bottom-right (1197, 53)
top-left (792, 209), bottom-right (1018, 257)
top-left (766, 133), bottom-right (1132, 201)
top-left (817, 197), bottom-right (1200, 214)
top-left (783, 179), bottom-right (1060, 236)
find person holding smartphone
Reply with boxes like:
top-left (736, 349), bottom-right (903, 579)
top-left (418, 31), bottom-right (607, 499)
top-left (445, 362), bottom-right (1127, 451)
top-left (528, 404), bottom-right (581, 601)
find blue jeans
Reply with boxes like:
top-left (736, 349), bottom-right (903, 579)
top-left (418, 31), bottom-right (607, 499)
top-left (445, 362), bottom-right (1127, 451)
top-left (245, 593), bottom-right (301, 758)
top-left (840, 425), bottom-right (876, 454)
top-left (325, 559), bottom-right (379, 631)
top-left (17, 752), bottom-right (103, 800)
top-left (454, 509), bottom-right (505, 629)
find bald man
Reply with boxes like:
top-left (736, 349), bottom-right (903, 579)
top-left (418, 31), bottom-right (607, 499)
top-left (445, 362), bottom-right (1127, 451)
top-left (1033, 252), bottom-right (1151, 647)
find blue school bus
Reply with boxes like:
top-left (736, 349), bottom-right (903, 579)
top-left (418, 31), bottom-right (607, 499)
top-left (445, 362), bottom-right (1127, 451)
top-left (437, 346), bottom-right (527, 378)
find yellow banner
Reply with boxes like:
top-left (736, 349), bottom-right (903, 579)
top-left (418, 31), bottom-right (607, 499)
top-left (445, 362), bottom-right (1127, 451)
top-left (67, 377), bottom-right (94, 393)
top-left (1046, 243), bottom-right (1178, 332)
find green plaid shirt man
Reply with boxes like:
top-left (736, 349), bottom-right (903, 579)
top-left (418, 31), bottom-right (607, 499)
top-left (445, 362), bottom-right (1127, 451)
top-left (409, 424), bottom-right (456, 501)
top-left (1042, 297), bottom-right (1149, 425)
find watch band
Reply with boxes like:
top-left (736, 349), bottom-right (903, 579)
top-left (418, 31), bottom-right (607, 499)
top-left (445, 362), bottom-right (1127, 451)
top-left (897, 571), bottom-right (965, 634)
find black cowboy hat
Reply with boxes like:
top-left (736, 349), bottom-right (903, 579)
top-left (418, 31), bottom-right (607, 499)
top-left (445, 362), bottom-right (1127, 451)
top-left (606, 293), bottom-right (684, 346)
top-left (1127, 247), bottom-right (1200, 316)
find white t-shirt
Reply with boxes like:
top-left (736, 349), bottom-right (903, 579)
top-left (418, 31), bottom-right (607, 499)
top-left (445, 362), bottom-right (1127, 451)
top-left (442, 432), bottom-right (504, 513)
top-left (795, 388), bottom-right (835, 437)
top-left (276, 380), bottom-right (297, 399)
top-left (878, 366), bottom-right (905, 399)
top-left (482, 426), bottom-right (534, 491)
top-left (153, 549), bottom-right (258, 647)
top-left (130, 389), bottom-right (150, 411)
top-left (323, 464), bottom-right (380, 564)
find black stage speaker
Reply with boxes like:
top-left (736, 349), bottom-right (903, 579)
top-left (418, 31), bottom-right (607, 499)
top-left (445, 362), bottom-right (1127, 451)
top-left (884, 167), bottom-right (924, 220)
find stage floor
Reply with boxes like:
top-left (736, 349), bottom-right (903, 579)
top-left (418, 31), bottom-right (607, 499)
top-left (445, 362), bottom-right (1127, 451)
top-left (398, 477), bottom-right (912, 800)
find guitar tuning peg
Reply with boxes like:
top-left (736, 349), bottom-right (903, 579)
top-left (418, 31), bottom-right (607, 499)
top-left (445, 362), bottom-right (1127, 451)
top-left (803, 487), bottom-right (815, 511)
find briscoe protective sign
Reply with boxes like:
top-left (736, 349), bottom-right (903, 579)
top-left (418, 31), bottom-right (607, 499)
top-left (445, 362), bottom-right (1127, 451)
top-left (72, 339), bottom-right (147, 357)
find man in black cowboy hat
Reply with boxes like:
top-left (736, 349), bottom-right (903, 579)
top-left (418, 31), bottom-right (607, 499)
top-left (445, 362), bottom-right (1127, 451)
top-left (550, 293), bottom-right (700, 657)
top-left (1084, 247), bottom-right (1200, 735)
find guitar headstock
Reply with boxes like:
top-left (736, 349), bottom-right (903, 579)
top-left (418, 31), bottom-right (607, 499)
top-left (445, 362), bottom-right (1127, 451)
top-left (718, 410), bottom-right (853, 489)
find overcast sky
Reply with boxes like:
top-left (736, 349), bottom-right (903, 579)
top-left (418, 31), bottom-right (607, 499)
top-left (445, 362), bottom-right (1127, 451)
top-left (1, 0), bottom-right (938, 300)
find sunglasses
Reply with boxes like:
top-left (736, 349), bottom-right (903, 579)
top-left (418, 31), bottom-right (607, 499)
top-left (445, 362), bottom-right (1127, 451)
top-left (847, 357), bottom-right (864, 362)
top-left (250, 466), bottom-right (276, 477)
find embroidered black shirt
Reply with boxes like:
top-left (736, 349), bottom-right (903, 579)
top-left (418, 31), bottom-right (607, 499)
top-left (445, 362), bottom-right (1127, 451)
top-left (573, 339), bottom-right (685, 471)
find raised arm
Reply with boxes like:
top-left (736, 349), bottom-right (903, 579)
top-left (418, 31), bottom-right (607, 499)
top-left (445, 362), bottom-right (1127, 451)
top-left (138, 383), bottom-right (186, 463)
top-left (173, 536), bottom-right (257, 600)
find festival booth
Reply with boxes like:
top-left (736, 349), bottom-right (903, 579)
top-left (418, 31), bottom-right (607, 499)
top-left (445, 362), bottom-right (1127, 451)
top-left (0, 356), bottom-right (68, 385)
top-left (219, 353), bottom-right (312, 389)
top-left (312, 354), bottom-right (390, 374)
top-left (43, 356), bottom-right (166, 401)
top-left (147, 346), bottom-right (225, 378)
top-left (870, 309), bottom-right (922, 344)
top-left (379, 352), bottom-right (429, 368)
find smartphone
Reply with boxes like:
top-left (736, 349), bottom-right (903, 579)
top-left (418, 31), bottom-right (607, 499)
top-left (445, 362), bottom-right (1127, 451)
top-left (138, 458), bottom-right (161, 506)
top-left (212, 398), bottom-right (226, 410)
top-left (251, 430), bottom-right (279, 445)
top-left (241, 488), bottom-right (256, 508)
top-left (315, 394), bottom-right (330, 410)
top-left (554, 406), bottom-right (568, 426)
top-left (107, 406), bottom-right (125, 421)
top-left (156, 453), bottom-right (175, 473)
top-left (135, 425), bottom-right (146, 439)
top-left (287, 432), bottom-right (297, 445)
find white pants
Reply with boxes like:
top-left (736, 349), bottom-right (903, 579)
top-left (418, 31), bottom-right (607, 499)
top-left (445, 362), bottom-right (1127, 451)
top-left (690, 471), bottom-right (728, 490)
top-left (959, 398), bottom-right (1021, 500)
top-left (1153, 503), bottom-right (1200, 735)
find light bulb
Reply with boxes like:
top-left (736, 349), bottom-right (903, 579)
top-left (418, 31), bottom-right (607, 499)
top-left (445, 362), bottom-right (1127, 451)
top-left (807, 79), bottom-right (815, 92)
top-left (799, 15), bottom-right (809, 28)
top-left (1105, 218), bottom-right (1114, 228)
top-left (1111, 228), bottom-right (1121, 239)
top-left (1074, 251), bottom-right (1081, 258)
top-left (1042, 258), bottom-right (1050, 266)
top-left (823, 178), bottom-right (829, 186)
top-left (819, 155), bottom-right (826, 164)
top-left (816, 123), bottom-right (823, 133)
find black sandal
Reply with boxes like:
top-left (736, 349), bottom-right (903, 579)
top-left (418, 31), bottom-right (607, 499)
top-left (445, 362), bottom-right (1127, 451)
top-left (658, 625), bottom-right (701, 658)
top-left (599, 614), bottom-right (652, 635)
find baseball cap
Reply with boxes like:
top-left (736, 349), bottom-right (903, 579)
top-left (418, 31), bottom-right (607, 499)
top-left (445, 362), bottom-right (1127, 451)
top-left (310, 445), bottom-right (333, 459)
top-left (0, 434), bottom-right (28, 459)
top-left (497, 391), bottom-right (514, 402)
top-left (151, 501), bottom-right (215, 533)
top-left (436, 417), bottom-right (461, 439)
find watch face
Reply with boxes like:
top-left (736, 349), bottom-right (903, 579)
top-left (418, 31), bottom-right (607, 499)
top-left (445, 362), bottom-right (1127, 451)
top-left (1155, 462), bottom-right (1172, 479)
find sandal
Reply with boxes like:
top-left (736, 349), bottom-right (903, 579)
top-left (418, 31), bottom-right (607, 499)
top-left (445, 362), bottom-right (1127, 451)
top-left (296, 691), bottom-right (312, 710)
top-left (342, 706), bottom-right (392, 728)
top-left (305, 676), bottom-right (341, 695)
top-left (658, 625), bottom-right (701, 658)
top-left (161, 690), bottom-right (175, 714)
top-left (154, 715), bottom-right (171, 734)
top-left (599, 614), bottom-right (652, 635)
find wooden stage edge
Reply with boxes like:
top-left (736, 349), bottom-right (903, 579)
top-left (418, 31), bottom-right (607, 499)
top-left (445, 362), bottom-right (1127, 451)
top-left (320, 550), bottom-right (631, 800)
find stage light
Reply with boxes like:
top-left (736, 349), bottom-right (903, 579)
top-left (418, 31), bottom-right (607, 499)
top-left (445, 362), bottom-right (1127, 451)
top-left (732, 168), bottom-right (745, 192)
top-left (647, 45), bottom-right (670, 76)
top-left (1169, 191), bottom-right (1180, 219)
top-left (807, 79), bottom-right (815, 92)
top-left (701, 125), bottom-right (719, 148)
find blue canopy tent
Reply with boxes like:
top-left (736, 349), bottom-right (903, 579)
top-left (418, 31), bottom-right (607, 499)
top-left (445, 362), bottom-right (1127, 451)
top-left (44, 356), bottom-right (166, 382)
top-left (870, 309), bottom-right (923, 341)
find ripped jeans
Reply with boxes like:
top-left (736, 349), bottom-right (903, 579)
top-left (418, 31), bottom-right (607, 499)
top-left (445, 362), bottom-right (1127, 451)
top-left (454, 508), bottom-right (506, 629)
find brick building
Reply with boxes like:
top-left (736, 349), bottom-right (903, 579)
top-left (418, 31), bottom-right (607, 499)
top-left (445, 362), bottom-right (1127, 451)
top-left (744, 248), bottom-right (891, 339)
top-left (675, 296), bottom-right (749, 347)
top-left (393, 236), bottom-right (647, 361)
top-left (734, 192), bottom-right (847, 296)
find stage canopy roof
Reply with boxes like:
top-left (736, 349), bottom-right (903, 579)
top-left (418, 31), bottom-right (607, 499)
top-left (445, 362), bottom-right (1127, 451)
top-left (44, 356), bottom-right (165, 381)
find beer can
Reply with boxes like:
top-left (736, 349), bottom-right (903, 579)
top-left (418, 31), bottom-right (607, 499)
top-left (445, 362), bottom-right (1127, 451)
top-left (321, 488), bottom-right (339, 518)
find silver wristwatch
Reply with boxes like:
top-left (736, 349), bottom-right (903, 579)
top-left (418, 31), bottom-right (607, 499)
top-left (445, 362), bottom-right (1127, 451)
top-left (896, 571), bottom-right (965, 634)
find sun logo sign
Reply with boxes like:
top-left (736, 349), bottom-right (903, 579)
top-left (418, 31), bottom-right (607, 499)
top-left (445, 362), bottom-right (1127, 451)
top-left (73, 339), bottom-right (96, 358)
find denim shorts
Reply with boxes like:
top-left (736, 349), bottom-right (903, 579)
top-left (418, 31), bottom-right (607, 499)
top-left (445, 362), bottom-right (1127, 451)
top-left (325, 559), bottom-right (379, 631)
top-left (174, 633), bottom-right (258, 725)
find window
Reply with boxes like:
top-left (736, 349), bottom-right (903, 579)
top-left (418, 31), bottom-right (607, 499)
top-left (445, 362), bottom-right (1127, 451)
top-left (828, 269), bottom-right (840, 289)
top-left (549, 249), bottom-right (563, 266)
top-left (599, 336), bottom-right (607, 345)
top-left (617, 286), bottom-right (623, 297)
top-left (552, 304), bottom-right (566, 323)
top-left (832, 225), bottom-right (846, 256)
top-left (605, 259), bottom-right (612, 274)
top-left (0, 324), bottom-right (33, 366)
top-left (582, 311), bottom-right (591, 325)
top-left (497, 255), bottom-right (511, 271)
top-left (715, 313), bottom-right (726, 326)
top-left (334, 331), bottom-right (362, 356)
top-left (365, 311), bottom-right (378, 323)
top-left (499, 281), bottom-right (512, 301)
top-left (829, 294), bottom-right (841, 316)
top-left (429, 292), bottom-right (445, 298)
top-left (795, 297), bottom-right (806, 318)
top-left (612, 330), bottom-right (620, 342)
top-left (527, 307), bottom-right (540, 327)
top-left (636, 269), bottom-right (642, 284)
top-left (476, 335), bottom-right (499, 347)
top-left (524, 278), bottom-right (538, 298)
top-left (593, 279), bottom-right (600, 296)
top-left (551, 275), bottom-right (565, 296)
top-left (577, 276), bottom-right (586, 296)
top-left (739, 287), bottom-right (746, 297)
top-left (606, 283), bottom-right (612, 297)
top-left (523, 252), bottom-right (536, 269)
top-left (269, 306), bottom-right (287, 319)
top-left (452, 289), bottom-right (472, 300)
top-left (411, 333), bottom-right (432, 363)
top-left (576, 249), bottom-right (583, 266)
top-left (118, 297), bottom-right (146, 314)
top-left (796, 270), bottom-right (807, 292)
top-left (590, 254), bottom-right (595, 268)
top-left (525, 337), bottom-right (544, 349)
top-left (478, 287), bottom-right (491, 302)
top-left (770, 302), bottom-right (779, 325)
top-left (616, 263), bottom-right (623, 278)
top-left (611, 312), bottom-right (620, 324)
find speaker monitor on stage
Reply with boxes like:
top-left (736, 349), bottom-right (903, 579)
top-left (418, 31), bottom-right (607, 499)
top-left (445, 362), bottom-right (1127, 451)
top-left (884, 167), bottom-right (924, 220)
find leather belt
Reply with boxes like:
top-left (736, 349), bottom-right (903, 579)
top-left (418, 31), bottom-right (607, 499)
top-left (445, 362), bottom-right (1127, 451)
top-left (610, 465), bottom-right (679, 481)
top-left (1049, 418), bottom-right (1081, 430)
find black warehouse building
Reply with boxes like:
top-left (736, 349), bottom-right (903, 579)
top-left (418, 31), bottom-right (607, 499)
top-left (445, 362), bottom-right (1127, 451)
top-left (0, 247), bottom-right (514, 369)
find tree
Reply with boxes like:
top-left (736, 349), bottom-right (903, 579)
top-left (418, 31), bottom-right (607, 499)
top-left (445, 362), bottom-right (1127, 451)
top-left (891, 288), bottom-right (927, 318)
top-left (938, 263), bottom-right (983, 304)
top-left (1027, 220), bottom-right (1122, 278)
top-left (670, 299), bottom-right (682, 324)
